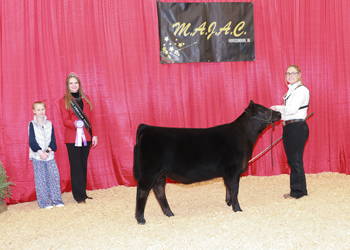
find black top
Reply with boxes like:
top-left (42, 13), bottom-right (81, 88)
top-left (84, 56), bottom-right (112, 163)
top-left (71, 92), bottom-right (83, 110)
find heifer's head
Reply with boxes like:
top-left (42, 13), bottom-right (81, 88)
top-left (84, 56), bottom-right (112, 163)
top-left (245, 100), bottom-right (281, 133)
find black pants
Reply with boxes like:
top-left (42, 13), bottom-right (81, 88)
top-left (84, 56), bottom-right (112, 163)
top-left (66, 142), bottom-right (91, 202)
top-left (283, 121), bottom-right (309, 198)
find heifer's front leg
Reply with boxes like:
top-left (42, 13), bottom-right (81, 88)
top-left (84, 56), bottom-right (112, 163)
top-left (224, 175), bottom-right (242, 212)
top-left (135, 179), bottom-right (152, 225)
top-left (153, 173), bottom-right (174, 217)
top-left (231, 180), bottom-right (242, 212)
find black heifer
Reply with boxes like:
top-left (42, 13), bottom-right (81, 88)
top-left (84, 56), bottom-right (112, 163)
top-left (133, 101), bottom-right (281, 224)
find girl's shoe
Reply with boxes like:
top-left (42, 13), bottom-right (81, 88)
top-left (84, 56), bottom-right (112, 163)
top-left (56, 204), bottom-right (65, 208)
top-left (44, 205), bottom-right (53, 209)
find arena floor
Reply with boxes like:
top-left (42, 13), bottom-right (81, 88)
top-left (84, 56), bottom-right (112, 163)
top-left (1, 172), bottom-right (350, 249)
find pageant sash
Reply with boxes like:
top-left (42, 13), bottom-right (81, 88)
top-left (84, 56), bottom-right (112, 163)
top-left (75, 120), bottom-right (87, 147)
top-left (70, 99), bottom-right (92, 137)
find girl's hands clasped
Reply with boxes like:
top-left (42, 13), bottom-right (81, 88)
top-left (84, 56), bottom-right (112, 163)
top-left (38, 150), bottom-right (49, 160)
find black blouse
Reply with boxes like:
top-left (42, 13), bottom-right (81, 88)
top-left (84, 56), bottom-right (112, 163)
top-left (71, 92), bottom-right (83, 110)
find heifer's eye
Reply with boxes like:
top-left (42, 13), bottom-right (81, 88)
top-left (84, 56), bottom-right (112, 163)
top-left (257, 107), bottom-right (267, 117)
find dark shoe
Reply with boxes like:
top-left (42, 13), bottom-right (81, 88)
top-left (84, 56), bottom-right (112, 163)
top-left (283, 194), bottom-right (296, 199)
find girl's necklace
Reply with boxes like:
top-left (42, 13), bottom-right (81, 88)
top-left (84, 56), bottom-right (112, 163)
top-left (74, 96), bottom-right (82, 102)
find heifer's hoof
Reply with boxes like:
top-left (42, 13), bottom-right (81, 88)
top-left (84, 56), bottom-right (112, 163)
top-left (136, 218), bottom-right (146, 225)
top-left (165, 210), bottom-right (174, 217)
top-left (233, 206), bottom-right (242, 212)
top-left (226, 201), bottom-right (232, 207)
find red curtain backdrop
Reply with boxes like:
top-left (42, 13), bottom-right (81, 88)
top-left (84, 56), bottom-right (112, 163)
top-left (1, 0), bottom-right (349, 205)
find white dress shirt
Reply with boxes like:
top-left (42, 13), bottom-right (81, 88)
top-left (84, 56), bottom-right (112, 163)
top-left (275, 81), bottom-right (310, 121)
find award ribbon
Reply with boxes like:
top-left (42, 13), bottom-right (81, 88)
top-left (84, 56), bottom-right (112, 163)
top-left (70, 99), bottom-right (92, 137)
top-left (75, 120), bottom-right (87, 147)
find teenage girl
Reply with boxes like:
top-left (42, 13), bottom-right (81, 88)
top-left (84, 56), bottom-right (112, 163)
top-left (270, 65), bottom-right (310, 199)
top-left (59, 72), bottom-right (98, 204)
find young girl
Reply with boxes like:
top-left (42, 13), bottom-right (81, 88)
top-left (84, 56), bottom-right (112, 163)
top-left (29, 101), bottom-right (65, 209)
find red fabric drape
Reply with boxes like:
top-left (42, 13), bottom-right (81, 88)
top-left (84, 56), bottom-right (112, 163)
top-left (1, 0), bottom-right (349, 204)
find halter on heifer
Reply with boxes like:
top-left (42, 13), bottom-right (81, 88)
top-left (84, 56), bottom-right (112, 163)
top-left (248, 111), bottom-right (315, 167)
top-left (245, 108), bottom-right (276, 167)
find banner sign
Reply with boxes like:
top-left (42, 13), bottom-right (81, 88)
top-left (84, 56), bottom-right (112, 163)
top-left (157, 1), bottom-right (255, 64)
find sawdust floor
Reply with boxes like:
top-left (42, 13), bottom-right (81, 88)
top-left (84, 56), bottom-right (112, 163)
top-left (1, 172), bottom-right (350, 250)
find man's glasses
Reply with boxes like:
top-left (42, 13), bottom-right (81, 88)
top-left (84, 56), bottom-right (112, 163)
top-left (285, 72), bottom-right (299, 77)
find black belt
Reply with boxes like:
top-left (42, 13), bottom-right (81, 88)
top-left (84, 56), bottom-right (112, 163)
top-left (282, 119), bottom-right (305, 126)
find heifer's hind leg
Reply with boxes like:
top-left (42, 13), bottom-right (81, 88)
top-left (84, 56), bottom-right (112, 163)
top-left (225, 186), bottom-right (232, 207)
top-left (153, 173), bottom-right (174, 217)
top-left (135, 178), bottom-right (154, 225)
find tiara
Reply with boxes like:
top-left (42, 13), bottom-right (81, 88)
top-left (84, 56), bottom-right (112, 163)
top-left (68, 72), bottom-right (79, 77)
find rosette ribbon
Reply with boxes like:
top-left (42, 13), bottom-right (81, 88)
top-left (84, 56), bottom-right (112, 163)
top-left (75, 120), bottom-right (87, 147)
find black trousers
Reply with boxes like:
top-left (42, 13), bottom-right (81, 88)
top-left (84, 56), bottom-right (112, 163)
top-left (66, 142), bottom-right (91, 202)
top-left (283, 121), bottom-right (309, 198)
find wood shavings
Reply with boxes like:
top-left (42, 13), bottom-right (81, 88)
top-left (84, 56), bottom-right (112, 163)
top-left (1, 172), bottom-right (350, 249)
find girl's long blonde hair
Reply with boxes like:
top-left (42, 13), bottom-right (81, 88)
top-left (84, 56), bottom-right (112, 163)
top-left (64, 72), bottom-right (93, 110)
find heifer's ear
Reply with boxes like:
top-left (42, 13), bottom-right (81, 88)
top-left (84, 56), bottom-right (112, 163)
top-left (249, 100), bottom-right (258, 114)
top-left (245, 100), bottom-right (254, 114)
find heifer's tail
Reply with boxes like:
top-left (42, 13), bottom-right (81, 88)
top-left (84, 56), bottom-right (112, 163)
top-left (133, 124), bottom-right (148, 181)
top-left (135, 124), bottom-right (148, 145)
